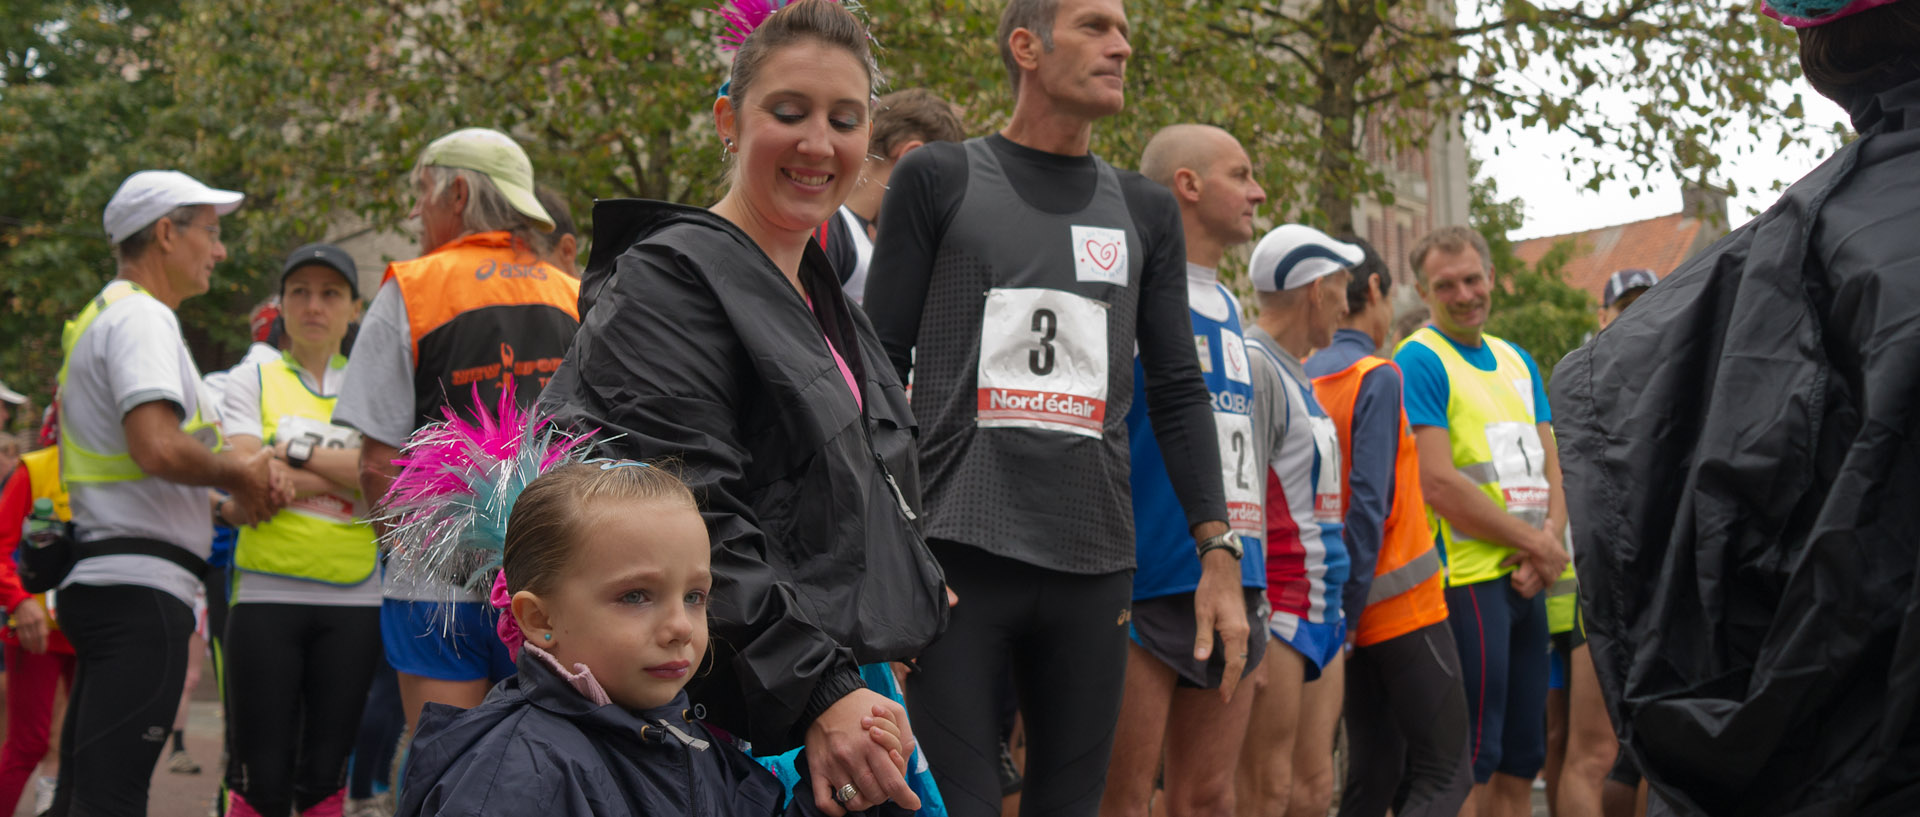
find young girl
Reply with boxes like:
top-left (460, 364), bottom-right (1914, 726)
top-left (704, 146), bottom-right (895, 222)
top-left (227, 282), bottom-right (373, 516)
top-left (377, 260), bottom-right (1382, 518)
top-left (394, 460), bottom-right (913, 816)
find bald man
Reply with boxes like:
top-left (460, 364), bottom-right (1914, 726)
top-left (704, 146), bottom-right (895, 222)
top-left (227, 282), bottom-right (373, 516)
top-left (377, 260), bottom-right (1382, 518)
top-left (1099, 125), bottom-right (1271, 817)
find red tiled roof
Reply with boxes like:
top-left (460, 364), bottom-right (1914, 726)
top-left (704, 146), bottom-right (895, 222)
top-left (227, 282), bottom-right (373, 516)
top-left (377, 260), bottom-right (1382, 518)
top-left (1512, 213), bottom-right (1707, 302)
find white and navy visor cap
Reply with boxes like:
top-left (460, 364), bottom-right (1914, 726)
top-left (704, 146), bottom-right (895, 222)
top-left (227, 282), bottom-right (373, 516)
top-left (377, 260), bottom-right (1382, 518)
top-left (1249, 224), bottom-right (1366, 293)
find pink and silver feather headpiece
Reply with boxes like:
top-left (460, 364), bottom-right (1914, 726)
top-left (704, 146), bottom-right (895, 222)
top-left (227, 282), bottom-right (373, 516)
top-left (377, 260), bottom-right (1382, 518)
top-left (375, 381), bottom-right (597, 626)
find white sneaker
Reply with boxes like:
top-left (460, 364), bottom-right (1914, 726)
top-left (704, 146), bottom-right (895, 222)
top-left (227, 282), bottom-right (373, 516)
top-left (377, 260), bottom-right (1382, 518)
top-left (32, 776), bottom-right (55, 816)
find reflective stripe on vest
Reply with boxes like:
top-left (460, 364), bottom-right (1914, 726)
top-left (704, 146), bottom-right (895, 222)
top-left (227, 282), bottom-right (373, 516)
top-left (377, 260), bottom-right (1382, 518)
top-left (1395, 327), bottom-right (1549, 588)
top-left (56, 281), bottom-right (222, 487)
top-left (1311, 353), bottom-right (1450, 646)
top-left (233, 357), bottom-right (377, 586)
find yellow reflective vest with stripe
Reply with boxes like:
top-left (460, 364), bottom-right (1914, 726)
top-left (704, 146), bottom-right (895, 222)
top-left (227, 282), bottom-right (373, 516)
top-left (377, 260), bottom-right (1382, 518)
top-left (1397, 327), bottom-right (1574, 598)
top-left (233, 355), bottom-right (377, 585)
top-left (56, 281), bottom-right (223, 489)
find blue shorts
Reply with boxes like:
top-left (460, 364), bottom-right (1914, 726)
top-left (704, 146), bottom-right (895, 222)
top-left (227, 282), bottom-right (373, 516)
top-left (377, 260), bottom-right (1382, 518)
top-left (1266, 608), bottom-right (1345, 682)
top-left (1548, 640), bottom-right (1570, 691)
top-left (1446, 579), bottom-right (1549, 783)
top-left (380, 599), bottom-right (515, 683)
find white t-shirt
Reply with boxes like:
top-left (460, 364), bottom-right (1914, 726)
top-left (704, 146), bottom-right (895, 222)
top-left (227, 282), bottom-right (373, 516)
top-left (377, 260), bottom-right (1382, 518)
top-left (220, 353), bottom-right (381, 607)
top-left (61, 282), bottom-right (219, 608)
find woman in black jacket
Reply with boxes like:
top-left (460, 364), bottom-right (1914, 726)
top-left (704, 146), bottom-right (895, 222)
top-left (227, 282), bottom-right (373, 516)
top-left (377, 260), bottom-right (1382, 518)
top-left (537, 3), bottom-right (947, 814)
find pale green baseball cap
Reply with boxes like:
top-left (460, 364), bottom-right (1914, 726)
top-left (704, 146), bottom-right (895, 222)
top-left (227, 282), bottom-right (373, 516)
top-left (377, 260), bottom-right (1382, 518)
top-left (418, 128), bottom-right (555, 232)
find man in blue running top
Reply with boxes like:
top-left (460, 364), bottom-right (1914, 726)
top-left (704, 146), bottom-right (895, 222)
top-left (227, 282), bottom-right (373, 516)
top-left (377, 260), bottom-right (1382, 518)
top-left (865, 1), bottom-right (1237, 814)
top-left (1100, 124), bottom-right (1268, 817)
top-left (1235, 224), bottom-right (1356, 817)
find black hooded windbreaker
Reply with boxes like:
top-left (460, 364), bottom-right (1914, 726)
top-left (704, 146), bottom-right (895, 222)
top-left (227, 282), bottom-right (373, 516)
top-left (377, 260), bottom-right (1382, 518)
top-left (537, 200), bottom-right (948, 753)
top-left (1551, 71), bottom-right (1920, 816)
top-left (397, 650), bottom-right (910, 817)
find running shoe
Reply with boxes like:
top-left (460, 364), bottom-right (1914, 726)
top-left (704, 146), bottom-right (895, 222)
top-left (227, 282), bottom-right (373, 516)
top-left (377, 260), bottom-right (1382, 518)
top-left (32, 775), bottom-right (54, 816)
top-left (167, 748), bottom-right (203, 774)
top-left (997, 738), bottom-right (1023, 796)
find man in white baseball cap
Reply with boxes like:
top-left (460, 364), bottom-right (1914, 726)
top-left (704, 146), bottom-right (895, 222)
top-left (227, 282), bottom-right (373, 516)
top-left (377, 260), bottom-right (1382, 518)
top-left (49, 169), bottom-right (288, 817)
top-left (1235, 223), bottom-right (1360, 817)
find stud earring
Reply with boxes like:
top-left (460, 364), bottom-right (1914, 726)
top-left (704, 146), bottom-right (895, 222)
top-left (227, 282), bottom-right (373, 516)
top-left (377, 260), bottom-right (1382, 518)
top-left (544, 633), bottom-right (553, 641)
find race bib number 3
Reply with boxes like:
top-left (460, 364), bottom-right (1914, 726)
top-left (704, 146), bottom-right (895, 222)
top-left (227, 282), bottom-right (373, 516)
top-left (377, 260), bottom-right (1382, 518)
top-left (1215, 410), bottom-right (1262, 537)
top-left (978, 288), bottom-right (1110, 438)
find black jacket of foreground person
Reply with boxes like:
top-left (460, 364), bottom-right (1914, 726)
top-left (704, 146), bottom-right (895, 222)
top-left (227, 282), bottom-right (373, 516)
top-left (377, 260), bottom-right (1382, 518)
top-left (1552, 71), bottom-right (1920, 816)
top-left (398, 649), bottom-right (910, 816)
top-left (538, 199), bottom-right (949, 753)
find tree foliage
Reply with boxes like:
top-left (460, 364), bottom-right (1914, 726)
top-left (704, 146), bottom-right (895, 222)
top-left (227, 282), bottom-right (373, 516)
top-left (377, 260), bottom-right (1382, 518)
top-left (1471, 164), bottom-right (1594, 382)
top-left (0, 0), bottom-right (1815, 413)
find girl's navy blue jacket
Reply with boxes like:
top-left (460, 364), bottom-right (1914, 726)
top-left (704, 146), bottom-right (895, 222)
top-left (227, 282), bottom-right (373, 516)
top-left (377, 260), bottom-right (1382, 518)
top-left (397, 648), bottom-right (910, 817)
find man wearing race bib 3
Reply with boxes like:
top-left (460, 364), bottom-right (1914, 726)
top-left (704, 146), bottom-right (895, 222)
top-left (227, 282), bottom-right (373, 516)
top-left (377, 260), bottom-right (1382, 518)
top-left (1393, 226), bottom-right (1571, 817)
top-left (864, 1), bottom-right (1237, 814)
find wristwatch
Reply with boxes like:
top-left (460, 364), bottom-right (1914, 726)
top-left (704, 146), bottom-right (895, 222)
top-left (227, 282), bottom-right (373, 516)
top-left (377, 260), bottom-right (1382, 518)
top-left (286, 438), bottom-right (315, 470)
top-left (1196, 530), bottom-right (1244, 561)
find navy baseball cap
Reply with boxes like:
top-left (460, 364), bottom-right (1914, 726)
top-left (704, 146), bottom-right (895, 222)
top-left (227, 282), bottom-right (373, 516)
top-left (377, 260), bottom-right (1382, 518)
top-left (280, 243), bottom-right (360, 299)
top-left (1603, 268), bottom-right (1658, 309)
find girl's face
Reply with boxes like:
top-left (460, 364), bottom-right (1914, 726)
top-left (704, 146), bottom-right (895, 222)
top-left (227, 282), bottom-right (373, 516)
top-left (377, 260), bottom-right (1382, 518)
top-left (520, 497), bottom-right (712, 711)
top-left (715, 40), bottom-right (871, 239)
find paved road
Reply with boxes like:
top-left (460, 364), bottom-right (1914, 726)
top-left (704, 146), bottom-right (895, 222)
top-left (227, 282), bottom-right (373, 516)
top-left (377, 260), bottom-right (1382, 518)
top-left (30, 649), bottom-right (1556, 817)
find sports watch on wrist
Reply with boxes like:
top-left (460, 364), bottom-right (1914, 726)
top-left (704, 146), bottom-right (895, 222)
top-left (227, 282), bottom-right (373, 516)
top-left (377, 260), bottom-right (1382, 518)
top-left (286, 438), bottom-right (315, 470)
top-left (1196, 530), bottom-right (1244, 561)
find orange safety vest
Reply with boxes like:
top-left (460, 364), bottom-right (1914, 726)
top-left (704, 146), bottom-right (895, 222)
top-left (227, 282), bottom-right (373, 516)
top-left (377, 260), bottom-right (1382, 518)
top-left (386, 231), bottom-right (581, 431)
top-left (1312, 355), bottom-right (1450, 647)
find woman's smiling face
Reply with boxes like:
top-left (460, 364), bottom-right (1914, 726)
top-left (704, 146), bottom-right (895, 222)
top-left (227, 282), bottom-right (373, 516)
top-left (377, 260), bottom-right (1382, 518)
top-left (719, 39), bottom-right (872, 238)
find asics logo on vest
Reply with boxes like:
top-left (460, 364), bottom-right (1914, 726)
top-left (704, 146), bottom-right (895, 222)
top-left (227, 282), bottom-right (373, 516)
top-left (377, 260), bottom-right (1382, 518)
top-left (1211, 390), bottom-right (1252, 414)
top-left (474, 259), bottom-right (549, 281)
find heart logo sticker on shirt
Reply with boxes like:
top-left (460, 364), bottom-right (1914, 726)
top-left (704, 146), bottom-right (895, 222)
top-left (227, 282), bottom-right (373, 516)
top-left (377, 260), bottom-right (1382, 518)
top-left (1085, 239), bottom-right (1121, 271)
top-left (1070, 225), bottom-right (1129, 285)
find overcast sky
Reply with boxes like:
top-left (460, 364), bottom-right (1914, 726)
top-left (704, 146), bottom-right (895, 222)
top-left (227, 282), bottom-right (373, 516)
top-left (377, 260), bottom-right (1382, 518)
top-left (1483, 75), bottom-right (1854, 241)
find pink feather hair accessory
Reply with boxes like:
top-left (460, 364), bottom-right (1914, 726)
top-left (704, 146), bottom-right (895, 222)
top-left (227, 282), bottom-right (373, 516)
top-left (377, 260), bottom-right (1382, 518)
top-left (376, 380), bottom-right (598, 634)
top-left (718, 0), bottom-right (793, 50)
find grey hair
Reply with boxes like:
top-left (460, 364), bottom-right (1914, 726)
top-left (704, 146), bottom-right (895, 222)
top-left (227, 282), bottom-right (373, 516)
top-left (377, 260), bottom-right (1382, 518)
top-left (115, 205), bottom-right (201, 263)
top-left (998, 0), bottom-right (1060, 95)
top-left (412, 164), bottom-right (538, 243)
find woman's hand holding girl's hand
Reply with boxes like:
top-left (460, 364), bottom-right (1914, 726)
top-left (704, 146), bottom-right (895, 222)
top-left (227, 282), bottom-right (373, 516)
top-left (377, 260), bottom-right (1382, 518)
top-left (805, 688), bottom-right (923, 816)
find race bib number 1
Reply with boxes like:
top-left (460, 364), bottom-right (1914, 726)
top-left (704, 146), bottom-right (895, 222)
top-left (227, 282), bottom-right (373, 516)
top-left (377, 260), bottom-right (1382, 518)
top-left (977, 288), bottom-right (1110, 438)
top-left (1308, 416), bottom-right (1343, 524)
top-left (1485, 421), bottom-right (1549, 516)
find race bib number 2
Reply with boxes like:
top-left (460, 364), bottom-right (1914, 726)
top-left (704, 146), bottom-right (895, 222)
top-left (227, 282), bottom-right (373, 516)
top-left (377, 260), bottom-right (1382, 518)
top-left (977, 288), bottom-right (1110, 438)
top-left (1215, 410), bottom-right (1262, 537)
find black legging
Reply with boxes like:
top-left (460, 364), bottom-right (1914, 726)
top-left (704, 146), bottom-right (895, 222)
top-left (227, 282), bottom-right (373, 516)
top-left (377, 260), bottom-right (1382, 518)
top-left (224, 602), bottom-right (382, 816)
top-left (1339, 621), bottom-right (1475, 817)
top-left (49, 582), bottom-right (196, 817)
top-left (907, 540), bottom-right (1132, 817)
